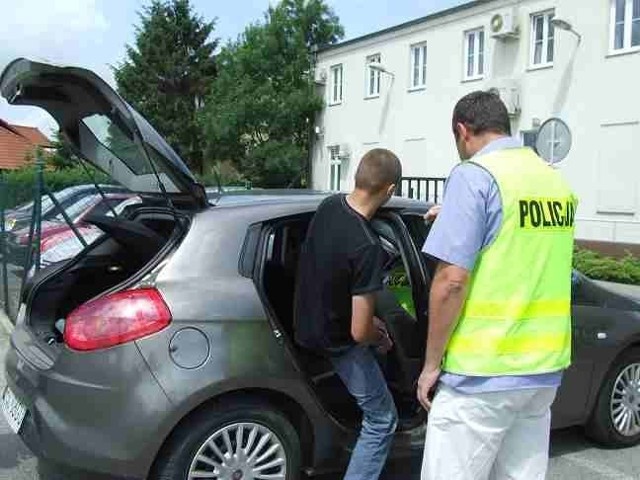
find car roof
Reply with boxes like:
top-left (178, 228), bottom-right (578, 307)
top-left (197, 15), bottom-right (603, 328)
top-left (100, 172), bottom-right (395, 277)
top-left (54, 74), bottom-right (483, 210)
top-left (211, 190), bottom-right (429, 212)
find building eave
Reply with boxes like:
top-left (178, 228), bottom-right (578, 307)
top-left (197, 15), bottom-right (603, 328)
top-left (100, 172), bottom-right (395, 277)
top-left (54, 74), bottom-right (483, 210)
top-left (317, 0), bottom-right (498, 55)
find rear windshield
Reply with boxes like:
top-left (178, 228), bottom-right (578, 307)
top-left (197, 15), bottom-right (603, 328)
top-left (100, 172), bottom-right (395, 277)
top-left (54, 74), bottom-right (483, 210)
top-left (78, 114), bottom-right (182, 194)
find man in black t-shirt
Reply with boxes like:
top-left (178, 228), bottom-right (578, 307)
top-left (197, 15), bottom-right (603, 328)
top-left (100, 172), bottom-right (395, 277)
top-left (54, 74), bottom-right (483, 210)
top-left (294, 148), bottom-right (402, 480)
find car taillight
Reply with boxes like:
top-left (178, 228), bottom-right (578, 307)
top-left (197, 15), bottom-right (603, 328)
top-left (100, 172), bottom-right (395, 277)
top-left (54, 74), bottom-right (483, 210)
top-left (64, 288), bottom-right (171, 351)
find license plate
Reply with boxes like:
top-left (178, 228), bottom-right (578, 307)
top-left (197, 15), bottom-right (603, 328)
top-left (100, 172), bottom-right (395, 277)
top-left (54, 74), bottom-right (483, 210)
top-left (1, 386), bottom-right (27, 434)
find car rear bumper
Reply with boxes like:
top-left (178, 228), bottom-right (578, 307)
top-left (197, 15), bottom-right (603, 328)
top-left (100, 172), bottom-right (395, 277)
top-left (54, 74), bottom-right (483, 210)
top-left (4, 325), bottom-right (173, 479)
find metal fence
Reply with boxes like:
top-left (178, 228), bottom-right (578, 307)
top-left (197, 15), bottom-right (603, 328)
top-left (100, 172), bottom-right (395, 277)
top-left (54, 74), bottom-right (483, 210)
top-left (396, 176), bottom-right (446, 204)
top-left (0, 172), bottom-right (24, 322)
top-left (1, 158), bottom-right (74, 323)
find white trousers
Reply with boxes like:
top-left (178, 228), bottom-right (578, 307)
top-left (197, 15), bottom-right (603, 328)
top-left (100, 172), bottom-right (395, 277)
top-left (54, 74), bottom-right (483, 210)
top-left (421, 384), bottom-right (558, 480)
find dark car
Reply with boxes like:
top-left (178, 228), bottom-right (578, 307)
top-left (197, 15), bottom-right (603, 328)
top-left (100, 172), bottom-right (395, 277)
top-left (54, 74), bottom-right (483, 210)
top-left (2, 59), bottom-right (640, 480)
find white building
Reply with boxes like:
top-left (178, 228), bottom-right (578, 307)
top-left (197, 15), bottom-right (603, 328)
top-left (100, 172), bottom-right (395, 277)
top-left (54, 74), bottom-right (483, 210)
top-left (311, 0), bottom-right (640, 249)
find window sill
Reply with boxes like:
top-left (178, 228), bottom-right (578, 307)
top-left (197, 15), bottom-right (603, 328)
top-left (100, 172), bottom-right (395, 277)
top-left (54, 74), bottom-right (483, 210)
top-left (408, 85), bottom-right (426, 92)
top-left (328, 101), bottom-right (343, 107)
top-left (364, 94), bottom-right (380, 100)
top-left (462, 76), bottom-right (484, 83)
top-left (527, 63), bottom-right (554, 72)
top-left (607, 47), bottom-right (640, 58)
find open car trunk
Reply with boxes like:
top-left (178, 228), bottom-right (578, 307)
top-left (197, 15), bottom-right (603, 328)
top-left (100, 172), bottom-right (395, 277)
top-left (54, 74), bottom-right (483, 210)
top-left (20, 207), bottom-right (187, 349)
top-left (0, 58), bottom-right (204, 354)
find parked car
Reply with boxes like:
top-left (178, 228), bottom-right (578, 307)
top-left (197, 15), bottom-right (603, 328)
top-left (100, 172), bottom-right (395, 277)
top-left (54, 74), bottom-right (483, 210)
top-left (5, 192), bottom-right (135, 265)
top-left (3, 184), bottom-right (127, 233)
top-left (39, 196), bottom-right (143, 268)
top-left (2, 58), bottom-right (640, 480)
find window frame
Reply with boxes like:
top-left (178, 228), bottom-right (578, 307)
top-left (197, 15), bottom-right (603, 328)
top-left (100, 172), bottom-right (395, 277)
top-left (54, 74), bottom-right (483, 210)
top-left (529, 10), bottom-right (556, 69)
top-left (365, 53), bottom-right (382, 99)
top-left (463, 28), bottom-right (485, 81)
top-left (328, 145), bottom-right (342, 191)
top-left (609, 0), bottom-right (640, 54)
top-left (329, 64), bottom-right (343, 106)
top-left (409, 42), bottom-right (428, 91)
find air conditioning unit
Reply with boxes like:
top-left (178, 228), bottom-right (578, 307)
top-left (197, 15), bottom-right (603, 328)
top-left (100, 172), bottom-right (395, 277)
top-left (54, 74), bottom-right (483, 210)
top-left (338, 143), bottom-right (351, 160)
top-left (490, 8), bottom-right (519, 39)
top-left (315, 69), bottom-right (328, 85)
top-left (488, 79), bottom-right (521, 117)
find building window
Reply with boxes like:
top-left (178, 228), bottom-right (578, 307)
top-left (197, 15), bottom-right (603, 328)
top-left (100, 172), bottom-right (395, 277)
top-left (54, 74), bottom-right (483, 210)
top-left (366, 54), bottom-right (381, 98)
top-left (610, 0), bottom-right (640, 52)
top-left (410, 42), bottom-right (427, 89)
top-left (464, 29), bottom-right (485, 80)
top-left (329, 64), bottom-right (343, 105)
top-left (530, 11), bottom-right (555, 68)
top-left (329, 145), bottom-right (341, 191)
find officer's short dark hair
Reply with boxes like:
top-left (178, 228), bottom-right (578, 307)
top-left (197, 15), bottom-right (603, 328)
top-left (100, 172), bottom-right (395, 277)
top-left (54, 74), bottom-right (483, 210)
top-left (355, 148), bottom-right (402, 193)
top-left (452, 90), bottom-right (512, 139)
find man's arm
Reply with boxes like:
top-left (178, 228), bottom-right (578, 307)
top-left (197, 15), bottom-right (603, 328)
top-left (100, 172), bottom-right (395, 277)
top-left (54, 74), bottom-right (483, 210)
top-left (416, 164), bottom-right (494, 409)
top-left (351, 294), bottom-right (389, 349)
top-left (417, 262), bottom-right (469, 409)
top-left (350, 243), bottom-right (393, 352)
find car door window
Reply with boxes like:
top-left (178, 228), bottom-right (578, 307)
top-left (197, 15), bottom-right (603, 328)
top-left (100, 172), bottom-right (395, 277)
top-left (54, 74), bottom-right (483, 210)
top-left (400, 213), bottom-right (437, 280)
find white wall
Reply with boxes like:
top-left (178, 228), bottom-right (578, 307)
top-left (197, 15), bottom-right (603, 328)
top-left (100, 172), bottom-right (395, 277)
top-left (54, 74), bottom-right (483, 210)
top-left (312, 0), bottom-right (640, 244)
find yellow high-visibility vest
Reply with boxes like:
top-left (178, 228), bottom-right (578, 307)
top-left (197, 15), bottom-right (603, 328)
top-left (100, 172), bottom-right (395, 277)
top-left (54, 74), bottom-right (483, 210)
top-left (443, 148), bottom-right (578, 376)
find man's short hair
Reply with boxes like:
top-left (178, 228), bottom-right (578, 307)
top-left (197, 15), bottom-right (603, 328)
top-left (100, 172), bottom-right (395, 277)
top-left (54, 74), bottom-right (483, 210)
top-left (452, 90), bottom-right (512, 139)
top-left (354, 148), bottom-right (402, 193)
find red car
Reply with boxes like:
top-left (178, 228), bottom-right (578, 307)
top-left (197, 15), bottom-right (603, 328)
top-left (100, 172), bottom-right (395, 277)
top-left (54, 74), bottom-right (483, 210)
top-left (7, 193), bottom-right (135, 264)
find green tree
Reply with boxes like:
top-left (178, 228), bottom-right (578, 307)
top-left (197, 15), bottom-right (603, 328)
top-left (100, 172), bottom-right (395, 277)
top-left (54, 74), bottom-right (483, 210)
top-left (201, 0), bottom-right (343, 188)
top-left (47, 131), bottom-right (78, 170)
top-left (113, 0), bottom-right (217, 173)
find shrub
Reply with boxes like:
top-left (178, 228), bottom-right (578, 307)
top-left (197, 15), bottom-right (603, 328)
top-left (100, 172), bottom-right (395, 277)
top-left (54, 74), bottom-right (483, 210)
top-left (1, 166), bottom-right (111, 210)
top-left (573, 248), bottom-right (640, 285)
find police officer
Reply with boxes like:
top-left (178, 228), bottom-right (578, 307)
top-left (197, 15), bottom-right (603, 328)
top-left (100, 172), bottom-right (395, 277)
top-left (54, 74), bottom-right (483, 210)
top-left (417, 91), bottom-right (578, 480)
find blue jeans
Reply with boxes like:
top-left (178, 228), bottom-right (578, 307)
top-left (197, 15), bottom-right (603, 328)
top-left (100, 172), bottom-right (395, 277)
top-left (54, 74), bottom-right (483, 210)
top-left (330, 345), bottom-right (398, 480)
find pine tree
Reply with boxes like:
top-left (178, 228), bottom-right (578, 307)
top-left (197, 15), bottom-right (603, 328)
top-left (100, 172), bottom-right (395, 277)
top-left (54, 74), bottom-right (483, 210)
top-left (114, 0), bottom-right (217, 173)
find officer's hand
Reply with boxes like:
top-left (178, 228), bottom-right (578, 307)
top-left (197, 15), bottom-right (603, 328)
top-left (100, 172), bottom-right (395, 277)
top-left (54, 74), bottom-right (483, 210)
top-left (424, 205), bottom-right (441, 223)
top-left (417, 366), bottom-right (441, 411)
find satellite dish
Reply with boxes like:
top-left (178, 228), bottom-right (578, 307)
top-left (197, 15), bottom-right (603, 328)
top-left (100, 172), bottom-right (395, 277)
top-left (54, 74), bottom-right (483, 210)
top-left (535, 117), bottom-right (572, 164)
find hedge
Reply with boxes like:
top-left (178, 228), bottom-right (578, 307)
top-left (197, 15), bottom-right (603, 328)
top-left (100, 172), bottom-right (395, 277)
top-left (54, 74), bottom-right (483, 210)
top-left (573, 248), bottom-right (640, 285)
top-left (1, 166), bottom-right (111, 209)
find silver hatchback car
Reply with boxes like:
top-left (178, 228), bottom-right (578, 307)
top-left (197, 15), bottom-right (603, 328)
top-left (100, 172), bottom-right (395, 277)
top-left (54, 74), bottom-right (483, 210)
top-left (3, 59), bottom-right (640, 480)
top-left (0, 58), bottom-right (431, 480)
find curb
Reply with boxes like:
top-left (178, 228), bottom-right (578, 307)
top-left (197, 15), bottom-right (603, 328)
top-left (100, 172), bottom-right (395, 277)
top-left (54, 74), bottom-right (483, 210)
top-left (0, 309), bottom-right (13, 335)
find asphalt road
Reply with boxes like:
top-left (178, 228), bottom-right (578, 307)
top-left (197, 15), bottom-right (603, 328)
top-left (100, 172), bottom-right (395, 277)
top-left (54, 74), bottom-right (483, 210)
top-left (2, 326), bottom-right (640, 480)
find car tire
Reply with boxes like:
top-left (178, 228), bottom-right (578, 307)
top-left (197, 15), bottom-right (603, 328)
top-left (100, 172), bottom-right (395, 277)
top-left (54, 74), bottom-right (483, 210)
top-left (586, 347), bottom-right (640, 447)
top-left (150, 399), bottom-right (302, 480)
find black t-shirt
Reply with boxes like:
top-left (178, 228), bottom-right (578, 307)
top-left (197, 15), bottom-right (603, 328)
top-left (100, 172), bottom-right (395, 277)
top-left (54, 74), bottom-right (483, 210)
top-left (294, 194), bottom-right (386, 351)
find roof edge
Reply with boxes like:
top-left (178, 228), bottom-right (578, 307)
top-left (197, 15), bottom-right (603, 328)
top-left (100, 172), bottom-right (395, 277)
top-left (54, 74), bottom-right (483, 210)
top-left (0, 118), bottom-right (27, 139)
top-left (317, 0), bottom-right (496, 54)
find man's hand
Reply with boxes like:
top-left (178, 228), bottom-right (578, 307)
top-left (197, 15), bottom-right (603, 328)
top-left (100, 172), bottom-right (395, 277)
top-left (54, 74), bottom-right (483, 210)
top-left (424, 205), bottom-right (441, 223)
top-left (373, 316), bottom-right (393, 354)
top-left (417, 366), bottom-right (441, 410)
